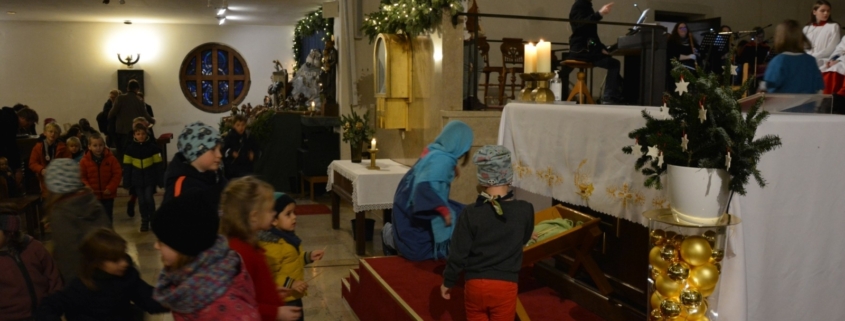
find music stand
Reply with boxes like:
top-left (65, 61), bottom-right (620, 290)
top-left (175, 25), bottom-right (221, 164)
top-left (699, 33), bottom-right (730, 73)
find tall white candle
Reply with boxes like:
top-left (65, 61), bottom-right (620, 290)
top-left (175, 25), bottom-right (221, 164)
top-left (371, 138), bottom-right (377, 150)
top-left (524, 42), bottom-right (537, 74)
top-left (537, 40), bottom-right (552, 73)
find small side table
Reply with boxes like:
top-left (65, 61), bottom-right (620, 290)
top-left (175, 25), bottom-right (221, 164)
top-left (299, 171), bottom-right (328, 201)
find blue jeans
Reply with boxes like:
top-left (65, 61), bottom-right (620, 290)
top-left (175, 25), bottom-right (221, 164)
top-left (135, 185), bottom-right (156, 223)
top-left (99, 198), bottom-right (114, 222)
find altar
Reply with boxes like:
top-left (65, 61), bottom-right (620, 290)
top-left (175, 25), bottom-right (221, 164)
top-left (498, 102), bottom-right (845, 320)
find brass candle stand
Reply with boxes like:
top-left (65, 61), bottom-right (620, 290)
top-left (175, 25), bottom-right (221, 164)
top-left (367, 148), bottom-right (380, 170)
top-left (531, 72), bottom-right (556, 103)
top-left (518, 73), bottom-right (536, 102)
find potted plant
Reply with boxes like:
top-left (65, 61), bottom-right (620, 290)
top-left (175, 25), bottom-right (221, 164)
top-left (622, 60), bottom-right (782, 224)
top-left (340, 108), bottom-right (375, 163)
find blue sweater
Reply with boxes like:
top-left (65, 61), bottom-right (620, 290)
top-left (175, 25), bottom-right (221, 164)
top-left (764, 52), bottom-right (824, 94)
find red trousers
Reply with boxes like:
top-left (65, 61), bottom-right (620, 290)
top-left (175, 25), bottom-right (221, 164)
top-left (823, 72), bottom-right (845, 96)
top-left (464, 279), bottom-right (518, 321)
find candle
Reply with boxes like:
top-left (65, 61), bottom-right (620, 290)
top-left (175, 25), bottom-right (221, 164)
top-left (524, 42), bottom-right (537, 74)
top-left (536, 40), bottom-right (551, 73)
top-left (310, 101), bottom-right (315, 111)
top-left (371, 138), bottom-right (377, 150)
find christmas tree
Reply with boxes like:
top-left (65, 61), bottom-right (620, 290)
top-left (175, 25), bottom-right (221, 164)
top-left (622, 59), bottom-right (782, 195)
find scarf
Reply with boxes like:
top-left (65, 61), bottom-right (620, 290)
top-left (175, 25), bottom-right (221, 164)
top-left (476, 190), bottom-right (514, 215)
top-left (42, 139), bottom-right (57, 162)
top-left (260, 228), bottom-right (302, 253)
top-left (153, 236), bottom-right (240, 313)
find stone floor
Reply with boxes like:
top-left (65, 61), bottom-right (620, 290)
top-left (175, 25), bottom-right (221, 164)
top-left (107, 188), bottom-right (382, 321)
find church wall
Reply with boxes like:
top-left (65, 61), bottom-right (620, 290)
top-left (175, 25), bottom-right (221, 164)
top-left (0, 21), bottom-right (294, 160)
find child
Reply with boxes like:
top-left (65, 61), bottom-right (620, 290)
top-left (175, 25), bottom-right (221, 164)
top-left (30, 122), bottom-right (70, 197)
top-left (79, 133), bottom-right (122, 222)
top-left (220, 176), bottom-right (302, 321)
top-left (163, 121), bottom-right (227, 203)
top-left (43, 158), bottom-right (111, 283)
top-left (122, 123), bottom-right (164, 232)
top-left (440, 145), bottom-right (534, 321)
top-left (223, 115), bottom-right (259, 179)
top-left (803, 0), bottom-right (840, 67)
top-left (151, 189), bottom-right (260, 321)
top-left (258, 193), bottom-right (325, 320)
top-left (66, 137), bottom-right (83, 163)
top-left (1, 156), bottom-right (22, 197)
top-left (124, 117), bottom-right (152, 218)
top-left (764, 20), bottom-right (825, 93)
top-left (0, 207), bottom-right (63, 320)
top-left (35, 228), bottom-right (168, 320)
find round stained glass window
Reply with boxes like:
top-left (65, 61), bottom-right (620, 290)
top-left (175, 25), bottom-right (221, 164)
top-left (179, 43), bottom-right (251, 113)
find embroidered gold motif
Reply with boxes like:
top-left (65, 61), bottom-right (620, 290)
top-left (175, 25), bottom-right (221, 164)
top-left (513, 159), bottom-right (533, 179)
top-left (536, 167), bottom-right (564, 187)
top-left (606, 183), bottom-right (645, 208)
top-left (573, 159), bottom-right (594, 201)
top-left (652, 196), bottom-right (670, 209)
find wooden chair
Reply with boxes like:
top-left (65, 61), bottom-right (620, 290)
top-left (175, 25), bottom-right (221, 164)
top-left (499, 38), bottom-right (525, 103)
top-left (300, 171), bottom-right (328, 202)
top-left (563, 60), bottom-right (596, 104)
top-left (476, 36), bottom-right (503, 104)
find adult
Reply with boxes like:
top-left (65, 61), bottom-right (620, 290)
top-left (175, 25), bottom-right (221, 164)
top-left (667, 22), bottom-right (699, 71)
top-left (108, 80), bottom-right (154, 153)
top-left (567, 0), bottom-right (624, 104)
top-left (97, 89), bottom-right (120, 147)
top-left (804, 0), bottom-right (840, 67)
top-left (391, 121), bottom-right (474, 261)
top-left (0, 106), bottom-right (39, 184)
top-left (136, 92), bottom-right (155, 138)
top-left (13, 104), bottom-right (37, 136)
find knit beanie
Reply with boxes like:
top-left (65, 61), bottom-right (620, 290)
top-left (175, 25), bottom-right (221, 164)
top-left (152, 189), bottom-right (221, 256)
top-left (177, 121), bottom-right (221, 163)
top-left (45, 158), bottom-right (84, 194)
top-left (273, 192), bottom-right (296, 218)
top-left (473, 145), bottom-right (514, 187)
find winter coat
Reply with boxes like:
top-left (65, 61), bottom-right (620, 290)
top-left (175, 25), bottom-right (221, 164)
top-left (228, 237), bottom-right (283, 321)
top-left (162, 152), bottom-right (227, 204)
top-left (0, 236), bottom-right (63, 321)
top-left (35, 258), bottom-right (168, 321)
top-left (107, 92), bottom-right (154, 136)
top-left (258, 231), bottom-right (313, 302)
top-left (122, 136), bottom-right (164, 190)
top-left (79, 149), bottom-right (122, 200)
top-left (49, 190), bottom-right (112, 282)
top-left (28, 138), bottom-right (70, 197)
top-left (222, 129), bottom-right (258, 179)
top-left (0, 107), bottom-right (22, 173)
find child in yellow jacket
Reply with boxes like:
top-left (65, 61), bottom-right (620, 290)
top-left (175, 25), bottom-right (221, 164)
top-left (258, 193), bottom-right (324, 320)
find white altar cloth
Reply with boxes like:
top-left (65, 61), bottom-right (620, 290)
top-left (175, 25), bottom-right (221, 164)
top-left (327, 160), bottom-right (409, 212)
top-left (498, 102), bottom-right (845, 320)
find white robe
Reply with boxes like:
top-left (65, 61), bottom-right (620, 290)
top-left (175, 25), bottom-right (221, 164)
top-left (804, 22), bottom-right (841, 67)
top-left (820, 36), bottom-right (845, 75)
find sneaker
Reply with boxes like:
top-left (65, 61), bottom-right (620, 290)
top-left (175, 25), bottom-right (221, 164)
top-left (140, 222), bottom-right (150, 232)
top-left (127, 200), bottom-right (136, 218)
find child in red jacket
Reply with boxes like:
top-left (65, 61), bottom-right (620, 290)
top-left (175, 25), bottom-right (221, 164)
top-left (79, 133), bottom-right (122, 222)
top-left (220, 176), bottom-right (302, 321)
top-left (29, 123), bottom-right (70, 197)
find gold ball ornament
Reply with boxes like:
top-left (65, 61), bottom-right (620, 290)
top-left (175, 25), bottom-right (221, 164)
top-left (650, 246), bottom-right (671, 271)
top-left (711, 249), bottom-right (725, 262)
top-left (651, 267), bottom-right (664, 280)
top-left (666, 231), bottom-right (678, 241)
top-left (714, 262), bottom-right (722, 273)
top-left (650, 309), bottom-right (664, 320)
top-left (671, 234), bottom-right (686, 247)
top-left (660, 244), bottom-right (678, 262)
top-left (651, 291), bottom-right (663, 309)
top-left (689, 263), bottom-right (720, 291)
top-left (699, 285), bottom-right (716, 297)
top-left (703, 230), bottom-right (717, 247)
top-left (660, 299), bottom-right (683, 319)
top-left (686, 301), bottom-right (708, 318)
top-left (667, 262), bottom-right (690, 281)
top-left (680, 289), bottom-right (703, 308)
top-left (687, 315), bottom-right (710, 321)
top-left (651, 229), bottom-right (667, 246)
top-left (655, 274), bottom-right (684, 298)
top-left (680, 236), bottom-right (713, 266)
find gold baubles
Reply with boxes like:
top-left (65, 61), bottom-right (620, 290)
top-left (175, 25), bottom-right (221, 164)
top-left (661, 244), bottom-right (678, 262)
top-left (680, 289), bottom-right (703, 308)
top-left (680, 236), bottom-right (713, 266)
top-left (650, 309), bottom-right (663, 320)
top-left (650, 246), bottom-right (671, 271)
top-left (655, 274), bottom-right (684, 298)
top-left (660, 299), bottom-right (682, 319)
top-left (703, 230), bottom-right (717, 248)
top-left (689, 263), bottom-right (720, 291)
top-left (687, 315), bottom-right (710, 321)
top-left (686, 301), bottom-right (708, 318)
top-left (651, 267), bottom-right (664, 280)
top-left (651, 291), bottom-right (663, 309)
top-left (667, 262), bottom-right (691, 281)
top-left (699, 285), bottom-right (716, 297)
top-left (671, 234), bottom-right (686, 247)
top-left (651, 229), bottom-right (667, 246)
top-left (711, 249), bottom-right (725, 262)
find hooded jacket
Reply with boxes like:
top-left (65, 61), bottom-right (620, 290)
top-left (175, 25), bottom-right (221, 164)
top-left (79, 149), bottom-right (122, 200)
top-left (257, 230), bottom-right (313, 302)
top-left (392, 121), bottom-right (474, 261)
top-left (162, 152), bottom-right (227, 203)
top-left (49, 190), bottom-right (111, 282)
top-left (0, 236), bottom-right (63, 321)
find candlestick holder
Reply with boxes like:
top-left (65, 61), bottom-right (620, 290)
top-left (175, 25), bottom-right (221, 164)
top-left (531, 72), bottom-right (556, 103)
top-left (367, 149), bottom-right (380, 170)
top-left (518, 73), bottom-right (537, 102)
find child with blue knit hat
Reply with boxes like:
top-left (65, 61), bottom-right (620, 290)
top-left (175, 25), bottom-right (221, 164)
top-left (258, 192), bottom-right (325, 321)
top-left (163, 121), bottom-right (227, 203)
top-left (440, 145), bottom-right (535, 321)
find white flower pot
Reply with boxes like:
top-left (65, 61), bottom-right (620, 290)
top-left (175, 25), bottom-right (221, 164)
top-left (666, 165), bottom-right (730, 225)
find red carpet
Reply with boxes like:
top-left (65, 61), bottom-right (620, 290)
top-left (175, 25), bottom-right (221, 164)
top-left (343, 256), bottom-right (603, 321)
top-left (295, 204), bottom-right (331, 215)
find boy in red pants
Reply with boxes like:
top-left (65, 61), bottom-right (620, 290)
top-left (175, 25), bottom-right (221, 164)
top-left (440, 145), bottom-right (535, 321)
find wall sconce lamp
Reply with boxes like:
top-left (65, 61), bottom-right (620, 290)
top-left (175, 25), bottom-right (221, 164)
top-left (218, 16), bottom-right (226, 25)
top-left (117, 53), bottom-right (140, 68)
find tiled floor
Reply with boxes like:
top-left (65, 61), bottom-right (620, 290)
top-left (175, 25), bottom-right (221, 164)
top-left (108, 189), bottom-right (382, 321)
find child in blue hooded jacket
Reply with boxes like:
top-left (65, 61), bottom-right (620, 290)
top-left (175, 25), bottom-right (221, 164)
top-left (391, 120), bottom-right (474, 261)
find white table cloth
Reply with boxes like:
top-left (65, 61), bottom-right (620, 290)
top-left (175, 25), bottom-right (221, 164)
top-left (498, 102), bottom-right (845, 320)
top-left (327, 159), bottom-right (409, 212)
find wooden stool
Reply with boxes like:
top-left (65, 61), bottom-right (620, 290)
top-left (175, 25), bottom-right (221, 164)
top-left (300, 172), bottom-right (328, 201)
top-left (563, 60), bottom-right (596, 104)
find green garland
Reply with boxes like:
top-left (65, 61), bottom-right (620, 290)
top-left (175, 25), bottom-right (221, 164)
top-left (293, 7), bottom-right (334, 71)
top-left (361, 0), bottom-right (463, 43)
